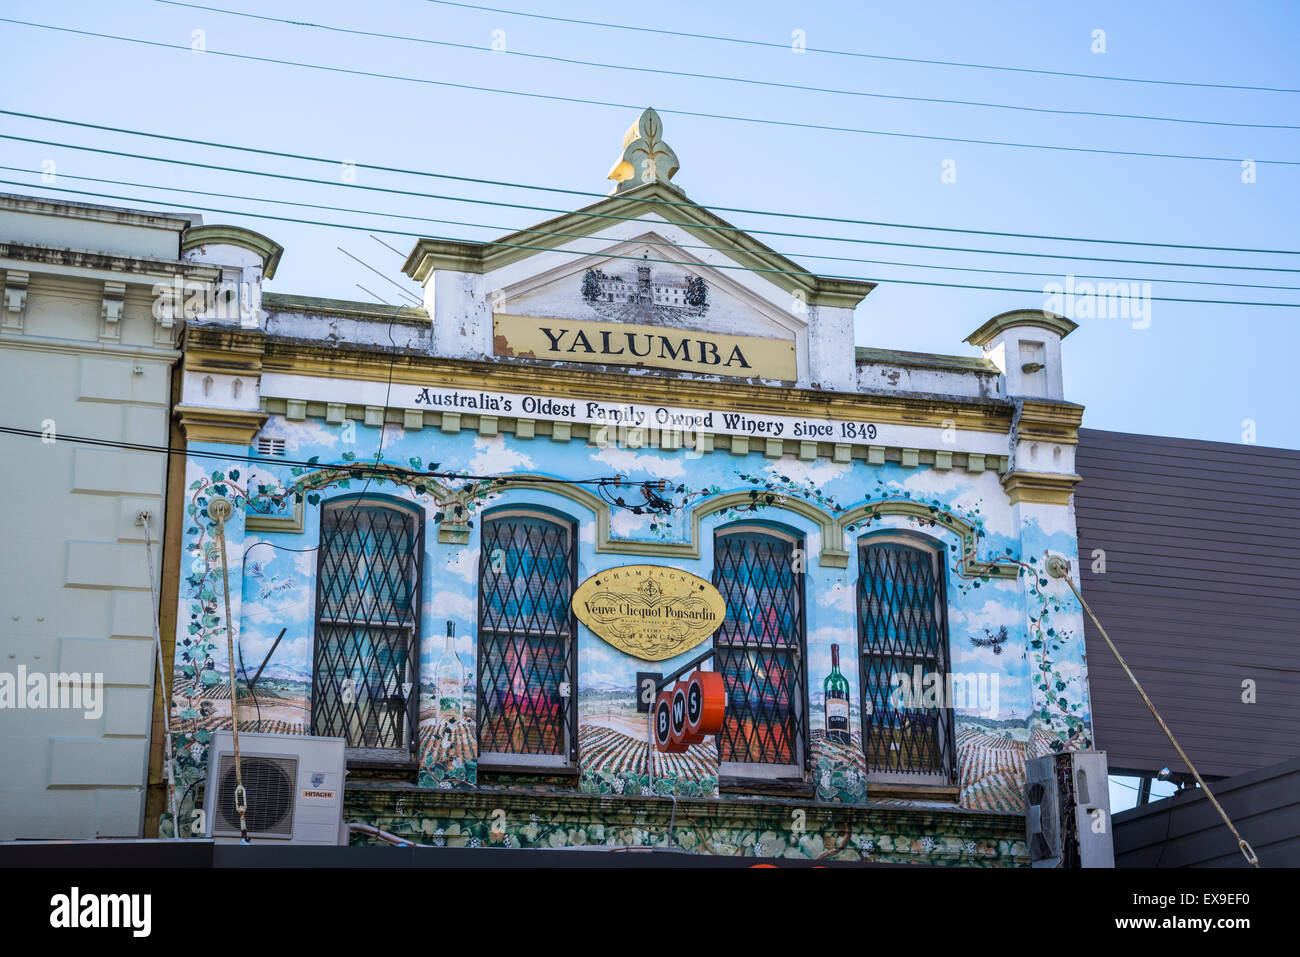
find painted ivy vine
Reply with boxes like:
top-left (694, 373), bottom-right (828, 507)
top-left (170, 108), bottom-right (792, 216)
top-left (1019, 555), bottom-right (1092, 752)
top-left (164, 453), bottom-right (509, 835)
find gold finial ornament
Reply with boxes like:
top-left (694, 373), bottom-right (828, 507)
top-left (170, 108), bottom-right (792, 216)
top-left (607, 107), bottom-right (681, 194)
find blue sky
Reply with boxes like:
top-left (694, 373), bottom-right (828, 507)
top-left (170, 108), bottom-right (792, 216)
top-left (2, 0), bottom-right (1297, 447)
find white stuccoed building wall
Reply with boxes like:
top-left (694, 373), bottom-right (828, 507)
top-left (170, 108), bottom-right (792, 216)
top-left (0, 194), bottom-right (276, 839)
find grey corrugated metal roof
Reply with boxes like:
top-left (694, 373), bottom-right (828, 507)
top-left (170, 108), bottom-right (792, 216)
top-left (1075, 428), bottom-right (1300, 778)
top-left (1113, 755), bottom-right (1300, 867)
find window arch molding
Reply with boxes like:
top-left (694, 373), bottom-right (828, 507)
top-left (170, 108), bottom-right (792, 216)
top-left (479, 500), bottom-right (584, 531)
top-left (435, 475), bottom-right (850, 567)
top-left (695, 492), bottom-right (837, 563)
top-left (834, 500), bottom-right (1018, 580)
top-left (321, 490), bottom-right (423, 517)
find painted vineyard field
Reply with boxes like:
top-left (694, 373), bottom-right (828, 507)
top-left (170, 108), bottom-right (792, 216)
top-left (417, 709), bottom-right (477, 787)
top-left (578, 720), bottom-right (719, 798)
top-left (956, 726), bottom-right (1027, 812)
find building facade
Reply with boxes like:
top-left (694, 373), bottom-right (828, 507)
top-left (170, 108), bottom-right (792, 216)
top-left (154, 110), bottom-right (1094, 862)
top-left (0, 194), bottom-right (280, 838)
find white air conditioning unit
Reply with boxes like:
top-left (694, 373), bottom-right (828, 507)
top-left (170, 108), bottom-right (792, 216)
top-left (204, 732), bottom-right (347, 845)
top-left (1025, 750), bottom-right (1115, 868)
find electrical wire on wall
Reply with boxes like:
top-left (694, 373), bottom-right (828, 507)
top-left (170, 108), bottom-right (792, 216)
top-left (206, 497), bottom-right (251, 842)
top-left (139, 511), bottom-right (180, 839)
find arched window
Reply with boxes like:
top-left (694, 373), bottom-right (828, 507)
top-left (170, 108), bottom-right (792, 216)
top-left (712, 525), bottom-right (807, 778)
top-left (857, 535), bottom-right (956, 785)
top-left (312, 497), bottom-right (422, 758)
top-left (477, 509), bottom-right (578, 769)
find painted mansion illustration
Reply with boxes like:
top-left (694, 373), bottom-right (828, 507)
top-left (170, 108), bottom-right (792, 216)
top-left (581, 261), bottom-right (709, 322)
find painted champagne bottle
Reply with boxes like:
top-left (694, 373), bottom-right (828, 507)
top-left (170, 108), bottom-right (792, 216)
top-left (437, 620), bottom-right (465, 724)
top-left (825, 643), bottom-right (852, 745)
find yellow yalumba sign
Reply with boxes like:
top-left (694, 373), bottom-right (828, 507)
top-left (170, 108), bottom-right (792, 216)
top-left (493, 314), bottom-right (796, 381)
top-left (572, 565), bottom-right (727, 662)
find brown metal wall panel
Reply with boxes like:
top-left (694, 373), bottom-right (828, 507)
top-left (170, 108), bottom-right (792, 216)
top-left (1075, 429), bottom-right (1300, 778)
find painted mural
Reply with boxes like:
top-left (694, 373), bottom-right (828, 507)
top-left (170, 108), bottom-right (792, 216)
top-left (163, 411), bottom-right (1092, 838)
top-left (580, 262), bottom-right (709, 324)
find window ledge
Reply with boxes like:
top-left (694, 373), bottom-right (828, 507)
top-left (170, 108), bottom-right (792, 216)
top-left (868, 782), bottom-right (961, 803)
top-left (345, 749), bottom-right (418, 772)
top-left (477, 763), bottom-right (579, 778)
top-left (718, 775), bottom-right (814, 799)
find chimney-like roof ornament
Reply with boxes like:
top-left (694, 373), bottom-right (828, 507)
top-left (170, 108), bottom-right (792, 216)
top-left (607, 107), bottom-right (681, 194)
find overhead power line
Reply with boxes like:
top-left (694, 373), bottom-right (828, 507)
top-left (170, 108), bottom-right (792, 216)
top-left (7, 133), bottom-right (1299, 278)
top-left (151, 0), bottom-right (1300, 131)
top-left (0, 425), bottom-right (644, 488)
top-left (423, 0), bottom-right (1300, 95)
top-left (335, 245), bottom-right (422, 304)
top-left (3, 110), bottom-right (1297, 260)
top-left (7, 176), bottom-right (1298, 307)
top-left (2, 18), bottom-right (1297, 168)
top-left (4, 164), bottom-right (1298, 295)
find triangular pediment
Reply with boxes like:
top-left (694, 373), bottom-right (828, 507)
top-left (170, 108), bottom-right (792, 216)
top-left (403, 181), bottom-right (874, 313)
top-left (402, 180), bottom-right (875, 387)
top-left (493, 231), bottom-right (802, 341)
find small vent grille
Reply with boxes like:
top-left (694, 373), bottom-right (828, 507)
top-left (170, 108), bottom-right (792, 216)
top-left (256, 437), bottom-right (286, 457)
top-left (215, 754), bottom-right (297, 836)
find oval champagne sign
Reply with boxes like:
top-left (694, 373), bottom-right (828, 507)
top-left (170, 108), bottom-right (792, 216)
top-left (572, 565), bottom-right (726, 662)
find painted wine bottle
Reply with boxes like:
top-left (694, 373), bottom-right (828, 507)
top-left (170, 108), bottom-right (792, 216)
top-left (825, 643), bottom-right (852, 745)
top-left (437, 620), bottom-right (465, 723)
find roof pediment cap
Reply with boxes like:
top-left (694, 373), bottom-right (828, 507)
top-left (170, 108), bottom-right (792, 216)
top-left (964, 308), bottom-right (1078, 348)
top-left (182, 224), bottom-right (284, 279)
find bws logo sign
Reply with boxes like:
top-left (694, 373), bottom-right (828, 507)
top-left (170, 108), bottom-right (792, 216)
top-left (653, 688), bottom-right (684, 753)
top-left (653, 670), bottom-right (725, 752)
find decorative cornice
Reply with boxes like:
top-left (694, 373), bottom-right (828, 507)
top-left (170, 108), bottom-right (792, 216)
top-left (0, 190), bottom-right (198, 231)
top-left (0, 241), bottom-right (220, 285)
top-left (182, 326), bottom-right (266, 376)
top-left (182, 225), bottom-right (284, 279)
top-left (174, 404), bottom-right (268, 445)
top-left (964, 309), bottom-right (1078, 347)
top-left (999, 470), bottom-right (1082, 506)
top-left (260, 398), bottom-right (1008, 479)
top-left (401, 180), bottom-right (875, 310)
top-left (1016, 400), bottom-right (1085, 446)
top-left (235, 333), bottom-right (1017, 436)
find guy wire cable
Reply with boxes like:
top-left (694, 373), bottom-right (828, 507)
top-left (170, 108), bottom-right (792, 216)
top-left (1044, 555), bottom-right (1260, 867)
